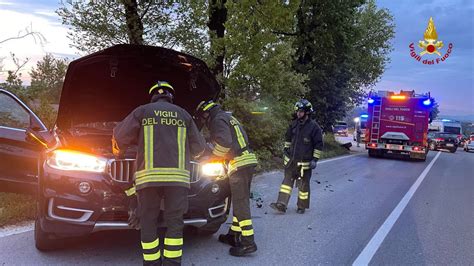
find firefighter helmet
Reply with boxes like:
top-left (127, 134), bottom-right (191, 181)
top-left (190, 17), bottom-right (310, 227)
top-left (195, 100), bottom-right (218, 117)
top-left (294, 99), bottom-right (313, 114)
top-left (148, 81), bottom-right (175, 96)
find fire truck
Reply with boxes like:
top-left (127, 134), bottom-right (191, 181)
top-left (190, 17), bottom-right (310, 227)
top-left (365, 90), bottom-right (433, 161)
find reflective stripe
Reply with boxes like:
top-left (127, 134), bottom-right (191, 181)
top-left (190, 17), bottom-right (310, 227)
top-left (135, 175), bottom-right (190, 185)
top-left (144, 125), bottom-right (154, 169)
top-left (241, 229), bottom-right (254, 236)
top-left (283, 155), bottom-right (289, 165)
top-left (232, 216), bottom-right (239, 223)
top-left (213, 143), bottom-right (230, 157)
top-left (239, 219), bottom-right (252, 227)
top-left (230, 225), bottom-right (242, 232)
top-left (284, 141), bottom-right (291, 148)
top-left (233, 125), bottom-right (246, 149)
top-left (136, 168), bottom-right (190, 178)
top-left (203, 102), bottom-right (216, 111)
top-left (142, 238), bottom-right (159, 249)
top-left (164, 238), bottom-right (183, 246)
top-left (125, 186), bottom-right (136, 196)
top-left (164, 249), bottom-right (182, 258)
top-left (280, 184), bottom-right (292, 194)
top-left (177, 127), bottom-right (186, 169)
top-left (313, 149), bottom-right (322, 159)
top-left (299, 191), bottom-right (309, 200)
top-left (297, 162), bottom-right (310, 166)
top-left (143, 251), bottom-right (161, 261)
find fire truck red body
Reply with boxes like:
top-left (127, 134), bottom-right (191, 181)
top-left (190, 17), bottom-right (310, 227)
top-left (365, 90), bottom-right (432, 161)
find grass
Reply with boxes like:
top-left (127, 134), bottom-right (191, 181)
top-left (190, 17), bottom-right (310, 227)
top-left (321, 133), bottom-right (351, 159)
top-left (0, 192), bottom-right (36, 227)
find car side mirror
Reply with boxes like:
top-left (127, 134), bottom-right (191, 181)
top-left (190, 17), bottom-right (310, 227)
top-left (29, 115), bottom-right (43, 131)
top-left (26, 127), bottom-right (49, 149)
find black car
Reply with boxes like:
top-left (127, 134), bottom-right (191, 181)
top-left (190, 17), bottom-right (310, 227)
top-left (427, 132), bottom-right (459, 153)
top-left (0, 45), bottom-right (231, 251)
top-left (333, 121), bottom-right (349, 137)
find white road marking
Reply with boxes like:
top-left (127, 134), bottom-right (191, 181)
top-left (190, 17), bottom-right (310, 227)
top-left (353, 151), bottom-right (442, 265)
top-left (0, 221), bottom-right (34, 238)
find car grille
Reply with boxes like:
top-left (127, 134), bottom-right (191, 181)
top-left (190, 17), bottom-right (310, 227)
top-left (108, 159), bottom-right (200, 183)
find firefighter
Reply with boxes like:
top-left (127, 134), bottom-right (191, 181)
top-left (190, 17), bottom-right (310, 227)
top-left (194, 100), bottom-right (258, 257)
top-left (112, 81), bottom-right (207, 266)
top-left (270, 99), bottom-right (323, 214)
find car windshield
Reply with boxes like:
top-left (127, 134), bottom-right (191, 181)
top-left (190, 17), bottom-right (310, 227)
top-left (438, 133), bottom-right (458, 138)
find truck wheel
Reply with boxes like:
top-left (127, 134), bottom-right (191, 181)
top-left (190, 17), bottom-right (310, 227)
top-left (35, 219), bottom-right (60, 251)
top-left (368, 149), bottom-right (378, 158)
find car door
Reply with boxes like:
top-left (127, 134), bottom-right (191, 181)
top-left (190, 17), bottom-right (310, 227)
top-left (0, 90), bottom-right (47, 193)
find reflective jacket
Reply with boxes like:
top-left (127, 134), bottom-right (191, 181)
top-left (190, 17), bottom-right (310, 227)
top-left (283, 118), bottom-right (323, 167)
top-left (207, 107), bottom-right (258, 175)
top-left (113, 98), bottom-right (206, 193)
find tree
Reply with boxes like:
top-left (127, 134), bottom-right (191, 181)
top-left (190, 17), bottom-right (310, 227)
top-left (294, 0), bottom-right (394, 131)
top-left (57, 1), bottom-right (306, 169)
top-left (29, 54), bottom-right (69, 104)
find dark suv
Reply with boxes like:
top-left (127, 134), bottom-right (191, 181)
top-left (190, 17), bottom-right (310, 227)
top-left (0, 45), bottom-right (230, 250)
top-left (428, 132), bottom-right (459, 153)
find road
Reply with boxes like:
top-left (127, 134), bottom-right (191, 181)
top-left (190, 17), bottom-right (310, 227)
top-left (0, 147), bottom-right (473, 265)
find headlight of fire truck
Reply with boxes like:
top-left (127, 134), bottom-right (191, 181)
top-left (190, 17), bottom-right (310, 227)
top-left (201, 162), bottom-right (226, 178)
top-left (46, 149), bottom-right (107, 173)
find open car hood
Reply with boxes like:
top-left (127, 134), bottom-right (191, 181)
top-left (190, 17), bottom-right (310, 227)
top-left (57, 44), bottom-right (220, 129)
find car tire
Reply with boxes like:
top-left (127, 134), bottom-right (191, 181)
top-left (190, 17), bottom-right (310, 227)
top-left (450, 148), bottom-right (457, 153)
top-left (35, 219), bottom-right (60, 251)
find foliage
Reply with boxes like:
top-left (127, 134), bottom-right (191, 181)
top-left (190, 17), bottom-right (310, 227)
top-left (29, 54), bottom-right (68, 104)
top-left (294, 0), bottom-right (394, 131)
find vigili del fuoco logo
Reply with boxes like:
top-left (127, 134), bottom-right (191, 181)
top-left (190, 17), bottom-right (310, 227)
top-left (409, 17), bottom-right (453, 65)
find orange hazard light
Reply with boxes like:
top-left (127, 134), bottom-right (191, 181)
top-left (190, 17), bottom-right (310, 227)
top-left (390, 95), bottom-right (406, 100)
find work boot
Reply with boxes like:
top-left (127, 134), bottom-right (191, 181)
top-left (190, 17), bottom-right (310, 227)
top-left (269, 202), bottom-right (286, 213)
top-left (229, 243), bottom-right (258, 257)
top-left (297, 208), bottom-right (305, 214)
top-left (218, 233), bottom-right (240, 247)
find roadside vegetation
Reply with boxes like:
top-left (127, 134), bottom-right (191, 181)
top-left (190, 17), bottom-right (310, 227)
top-left (0, 193), bottom-right (36, 227)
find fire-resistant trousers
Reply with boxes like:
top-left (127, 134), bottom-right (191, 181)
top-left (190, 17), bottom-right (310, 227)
top-left (277, 163), bottom-right (312, 209)
top-left (137, 186), bottom-right (188, 266)
top-left (227, 166), bottom-right (256, 246)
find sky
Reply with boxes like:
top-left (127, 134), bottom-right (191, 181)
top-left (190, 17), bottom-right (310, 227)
top-left (0, 0), bottom-right (473, 118)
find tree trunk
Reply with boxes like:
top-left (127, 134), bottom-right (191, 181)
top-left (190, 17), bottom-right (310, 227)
top-left (207, 0), bottom-right (227, 94)
top-left (121, 0), bottom-right (144, 45)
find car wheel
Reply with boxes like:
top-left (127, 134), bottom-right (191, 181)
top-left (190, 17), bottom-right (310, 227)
top-left (450, 148), bottom-right (456, 153)
top-left (35, 219), bottom-right (61, 251)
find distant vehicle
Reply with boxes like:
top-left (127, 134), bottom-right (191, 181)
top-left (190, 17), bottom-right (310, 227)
top-left (429, 119), bottom-right (463, 141)
top-left (428, 132), bottom-right (459, 153)
top-left (353, 114), bottom-right (368, 142)
top-left (464, 134), bottom-right (474, 152)
top-left (365, 90), bottom-right (432, 161)
top-left (333, 121), bottom-right (349, 137)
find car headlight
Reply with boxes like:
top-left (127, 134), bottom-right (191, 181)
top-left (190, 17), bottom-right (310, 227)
top-left (201, 162), bottom-right (226, 177)
top-left (46, 149), bottom-right (107, 173)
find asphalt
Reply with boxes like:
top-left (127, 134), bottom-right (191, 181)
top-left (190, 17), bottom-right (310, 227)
top-left (0, 146), bottom-right (472, 265)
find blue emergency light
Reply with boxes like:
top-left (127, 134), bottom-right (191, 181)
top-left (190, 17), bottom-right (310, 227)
top-left (361, 114), bottom-right (369, 118)
top-left (422, 99), bottom-right (431, 106)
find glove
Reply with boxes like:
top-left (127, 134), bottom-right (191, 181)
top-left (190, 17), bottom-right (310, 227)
top-left (310, 159), bottom-right (318, 169)
top-left (128, 196), bottom-right (140, 230)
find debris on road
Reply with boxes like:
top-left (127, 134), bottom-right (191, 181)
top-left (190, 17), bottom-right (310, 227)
top-left (348, 179), bottom-right (354, 182)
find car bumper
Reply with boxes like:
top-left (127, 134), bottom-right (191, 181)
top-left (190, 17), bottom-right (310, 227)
top-left (38, 164), bottom-right (230, 237)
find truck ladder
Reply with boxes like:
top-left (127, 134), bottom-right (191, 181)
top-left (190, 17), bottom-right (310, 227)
top-left (371, 98), bottom-right (382, 142)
